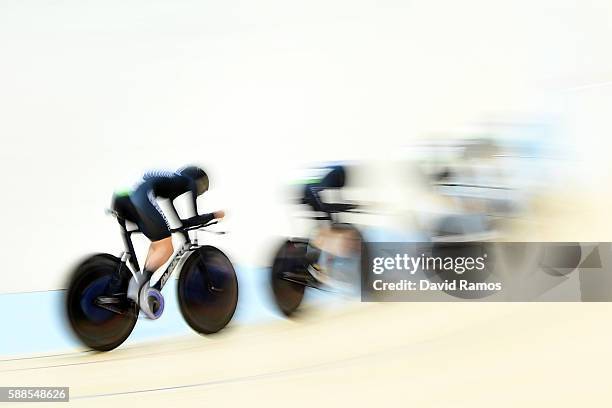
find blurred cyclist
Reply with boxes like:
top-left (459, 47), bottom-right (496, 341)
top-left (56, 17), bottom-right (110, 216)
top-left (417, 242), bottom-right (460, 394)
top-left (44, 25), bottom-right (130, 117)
top-left (109, 165), bottom-right (224, 292)
top-left (300, 164), bottom-right (360, 284)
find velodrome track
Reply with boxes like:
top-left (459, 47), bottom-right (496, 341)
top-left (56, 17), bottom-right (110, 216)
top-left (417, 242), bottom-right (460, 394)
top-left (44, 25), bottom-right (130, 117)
top-left (2, 301), bottom-right (612, 407)
top-left (3, 193), bottom-right (612, 407)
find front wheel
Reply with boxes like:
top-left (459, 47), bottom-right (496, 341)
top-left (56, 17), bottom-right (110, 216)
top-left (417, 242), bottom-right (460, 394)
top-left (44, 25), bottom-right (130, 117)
top-left (65, 254), bottom-right (138, 351)
top-left (177, 246), bottom-right (238, 334)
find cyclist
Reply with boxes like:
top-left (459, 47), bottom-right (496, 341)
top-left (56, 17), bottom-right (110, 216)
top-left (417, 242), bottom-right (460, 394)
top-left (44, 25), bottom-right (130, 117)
top-left (299, 164), bottom-right (359, 284)
top-left (109, 165), bottom-right (224, 291)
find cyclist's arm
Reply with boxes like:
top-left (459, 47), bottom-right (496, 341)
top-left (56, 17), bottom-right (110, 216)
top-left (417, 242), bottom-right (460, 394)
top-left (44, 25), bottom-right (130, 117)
top-left (308, 185), bottom-right (342, 213)
top-left (307, 185), bottom-right (354, 213)
top-left (180, 179), bottom-right (224, 227)
top-left (307, 185), bottom-right (326, 211)
top-left (180, 179), bottom-right (206, 226)
top-left (186, 178), bottom-right (199, 218)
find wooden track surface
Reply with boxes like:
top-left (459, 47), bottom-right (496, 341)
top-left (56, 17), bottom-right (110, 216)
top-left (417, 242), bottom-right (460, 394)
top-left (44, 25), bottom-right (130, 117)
top-left (2, 301), bottom-right (611, 407)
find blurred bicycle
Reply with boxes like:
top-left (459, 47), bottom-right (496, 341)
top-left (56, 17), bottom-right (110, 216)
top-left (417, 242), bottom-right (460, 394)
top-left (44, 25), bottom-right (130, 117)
top-left (270, 165), bottom-right (371, 316)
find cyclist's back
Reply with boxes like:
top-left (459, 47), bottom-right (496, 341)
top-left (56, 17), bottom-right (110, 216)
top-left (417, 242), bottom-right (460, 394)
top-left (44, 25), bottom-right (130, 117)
top-left (139, 170), bottom-right (198, 202)
top-left (113, 167), bottom-right (212, 241)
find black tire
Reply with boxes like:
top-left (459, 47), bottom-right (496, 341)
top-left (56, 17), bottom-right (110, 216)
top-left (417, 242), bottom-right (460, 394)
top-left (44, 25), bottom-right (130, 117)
top-left (177, 246), bottom-right (238, 334)
top-left (65, 254), bottom-right (138, 351)
top-left (270, 240), bottom-right (307, 316)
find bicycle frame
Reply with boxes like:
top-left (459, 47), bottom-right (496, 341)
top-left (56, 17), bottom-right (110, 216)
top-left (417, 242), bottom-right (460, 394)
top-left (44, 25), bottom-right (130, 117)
top-left (112, 213), bottom-right (219, 303)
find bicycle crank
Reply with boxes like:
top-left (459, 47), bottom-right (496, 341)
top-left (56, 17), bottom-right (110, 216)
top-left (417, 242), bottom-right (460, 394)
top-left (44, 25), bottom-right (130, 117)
top-left (139, 284), bottom-right (165, 319)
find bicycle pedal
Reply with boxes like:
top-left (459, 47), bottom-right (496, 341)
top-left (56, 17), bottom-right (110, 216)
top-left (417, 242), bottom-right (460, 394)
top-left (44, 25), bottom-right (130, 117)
top-left (282, 270), bottom-right (319, 288)
top-left (96, 296), bottom-right (121, 305)
top-left (307, 264), bottom-right (331, 283)
top-left (283, 270), bottom-right (309, 281)
top-left (95, 296), bottom-right (129, 315)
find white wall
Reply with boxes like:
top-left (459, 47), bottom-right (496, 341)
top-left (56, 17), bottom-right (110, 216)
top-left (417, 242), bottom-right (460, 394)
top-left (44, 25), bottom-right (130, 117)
top-left (1, 0), bottom-right (611, 292)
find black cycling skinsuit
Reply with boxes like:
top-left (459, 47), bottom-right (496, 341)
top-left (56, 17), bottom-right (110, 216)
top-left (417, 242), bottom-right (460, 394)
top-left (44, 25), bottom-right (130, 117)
top-left (302, 165), bottom-right (353, 213)
top-left (112, 170), bottom-right (213, 241)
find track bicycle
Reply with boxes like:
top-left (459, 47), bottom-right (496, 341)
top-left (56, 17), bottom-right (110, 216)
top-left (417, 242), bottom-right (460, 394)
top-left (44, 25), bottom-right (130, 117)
top-left (270, 202), bottom-right (371, 316)
top-left (65, 209), bottom-right (238, 351)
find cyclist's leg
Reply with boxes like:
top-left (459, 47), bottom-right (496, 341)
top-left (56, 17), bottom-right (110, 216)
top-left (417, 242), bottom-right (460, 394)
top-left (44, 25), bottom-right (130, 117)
top-left (305, 227), bottom-right (334, 282)
top-left (105, 194), bottom-right (141, 295)
top-left (144, 237), bottom-right (173, 272)
top-left (130, 187), bottom-right (174, 272)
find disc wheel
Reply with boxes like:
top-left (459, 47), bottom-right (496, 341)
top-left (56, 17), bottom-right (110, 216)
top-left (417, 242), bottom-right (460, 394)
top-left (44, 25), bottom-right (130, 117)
top-left (177, 246), bottom-right (238, 334)
top-left (65, 254), bottom-right (138, 351)
top-left (270, 240), bottom-right (307, 316)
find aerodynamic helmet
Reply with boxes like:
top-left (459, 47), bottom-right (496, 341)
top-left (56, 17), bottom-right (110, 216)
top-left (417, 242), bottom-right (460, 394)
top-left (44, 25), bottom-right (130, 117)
top-left (178, 165), bottom-right (209, 195)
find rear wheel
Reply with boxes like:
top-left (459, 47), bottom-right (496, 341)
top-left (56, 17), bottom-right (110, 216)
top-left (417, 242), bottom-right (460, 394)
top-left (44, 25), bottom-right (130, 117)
top-left (270, 240), bottom-right (307, 316)
top-left (65, 254), bottom-right (138, 351)
top-left (177, 246), bottom-right (239, 334)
